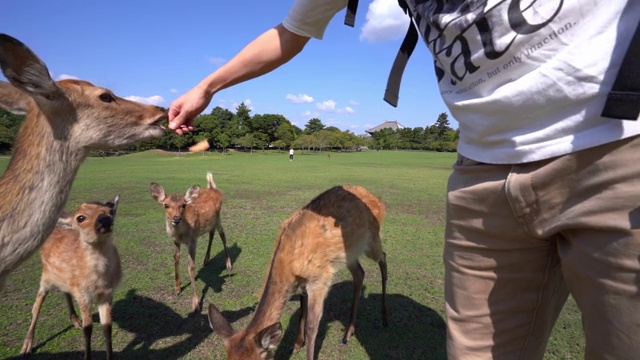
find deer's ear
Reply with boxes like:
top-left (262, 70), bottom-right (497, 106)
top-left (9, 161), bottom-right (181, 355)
top-left (0, 81), bottom-right (30, 115)
top-left (185, 185), bottom-right (201, 204)
top-left (150, 183), bottom-right (166, 203)
top-left (255, 322), bottom-right (283, 351)
top-left (57, 213), bottom-right (73, 228)
top-left (105, 195), bottom-right (119, 218)
top-left (208, 304), bottom-right (234, 344)
top-left (0, 34), bottom-right (62, 101)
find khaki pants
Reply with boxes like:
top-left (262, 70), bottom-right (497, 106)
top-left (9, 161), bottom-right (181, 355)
top-left (445, 136), bottom-right (640, 359)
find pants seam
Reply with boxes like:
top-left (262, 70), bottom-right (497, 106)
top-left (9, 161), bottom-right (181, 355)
top-left (518, 251), bottom-right (554, 360)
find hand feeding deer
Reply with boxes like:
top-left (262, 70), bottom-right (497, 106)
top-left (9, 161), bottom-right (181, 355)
top-left (150, 172), bottom-right (232, 313)
top-left (0, 34), bottom-right (166, 291)
top-left (21, 196), bottom-right (121, 360)
top-left (208, 185), bottom-right (389, 360)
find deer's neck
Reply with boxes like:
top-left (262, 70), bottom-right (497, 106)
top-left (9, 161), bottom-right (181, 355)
top-left (0, 112), bottom-right (86, 278)
top-left (245, 241), bottom-right (297, 336)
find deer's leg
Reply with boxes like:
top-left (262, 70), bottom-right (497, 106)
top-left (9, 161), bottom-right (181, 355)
top-left (305, 284), bottom-right (330, 360)
top-left (173, 241), bottom-right (181, 295)
top-left (97, 296), bottom-right (114, 360)
top-left (217, 221), bottom-right (232, 271)
top-left (78, 299), bottom-right (93, 360)
top-left (187, 241), bottom-right (200, 313)
top-left (65, 292), bottom-right (82, 329)
top-left (21, 288), bottom-right (48, 355)
top-left (343, 261), bottom-right (365, 344)
top-left (203, 230), bottom-right (214, 266)
top-left (293, 292), bottom-right (308, 352)
top-left (378, 251), bottom-right (389, 327)
top-left (367, 238), bottom-right (389, 327)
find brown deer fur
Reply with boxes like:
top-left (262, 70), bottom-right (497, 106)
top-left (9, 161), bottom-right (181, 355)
top-left (150, 172), bottom-right (232, 312)
top-left (208, 185), bottom-right (389, 360)
top-left (0, 34), bottom-right (166, 290)
top-left (21, 196), bottom-right (122, 360)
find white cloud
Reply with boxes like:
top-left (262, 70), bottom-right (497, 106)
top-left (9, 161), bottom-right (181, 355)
top-left (56, 74), bottom-right (79, 80)
top-left (302, 110), bottom-right (320, 118)
top-left (125, 95), bottom-right (165, 106)
top-left (208, 56), bottom-right (226, 66)
top-left (344, 106), bottom-right (355, 114)
top-left (218, 98), bottom-right (253, 111)
top-left (285, 93), bottom-right (314, 104)
top-left (360, 0), bottom-right (410, 43)
top-left (349, 100), bottom-right (360, 106)
top-left (170, 88), bottom-right (178, 93)
top-left (316, 100), bottom-right (337, 112)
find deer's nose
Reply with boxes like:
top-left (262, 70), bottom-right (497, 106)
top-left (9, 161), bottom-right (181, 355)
top-left (96, 214), bottom-right (113, 233)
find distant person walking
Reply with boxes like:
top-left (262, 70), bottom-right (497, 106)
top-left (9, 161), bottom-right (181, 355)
top-left (289, 148), bottom-right (294, 161)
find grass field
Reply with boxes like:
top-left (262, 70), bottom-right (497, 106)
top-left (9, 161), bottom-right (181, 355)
top-left (0, 150), bottom-right (584, 359)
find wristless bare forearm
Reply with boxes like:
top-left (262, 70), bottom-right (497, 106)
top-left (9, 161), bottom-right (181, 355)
top-left (198, 24), bottom-right (309, 96)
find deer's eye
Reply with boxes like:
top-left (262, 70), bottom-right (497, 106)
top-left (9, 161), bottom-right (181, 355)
top-left (163, 204), bottom-right (169, 209)
top-left (99, 93), bottom-right (116, 103)
top-left (181, 204), bottom-right (186, 209)
top-left (76, 215), bottom-right (86, 223)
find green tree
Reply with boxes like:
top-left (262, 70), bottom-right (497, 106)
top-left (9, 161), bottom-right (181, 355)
top-left (304, 118), bottom-right (325, 134)
top-left (0, 108), bottom-right (24, 151)
top-left (272, 139), bottom-right (287, 152)
top-left (251, 114), bottom-right (287, 143)
top-left (275, 122), bottom-right (296, 148)
top-left (217, 133), bottom-right (231, 154)
top-left (314, 130), bottom-right (333, 152)
top-left (253, 132), bottom-right (269, 153)
top-left (236, 133), bottom-right (256, 153)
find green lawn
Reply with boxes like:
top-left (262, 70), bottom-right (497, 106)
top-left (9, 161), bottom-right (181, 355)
top-left (0, 150), bottom-right (583, 359)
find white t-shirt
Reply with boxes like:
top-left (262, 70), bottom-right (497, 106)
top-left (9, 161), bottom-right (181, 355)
top-left (283, 0), bottom-right (640, 164)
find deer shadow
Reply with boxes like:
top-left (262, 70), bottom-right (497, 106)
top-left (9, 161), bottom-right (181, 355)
top-left (274, 281), bottom-right (447, 360)
top-left (111, 288), bottom-right (211, 358)
top-left (196, 242), bottom-right (242, 308)
top-left (6, 288), bottom-right (215, 359)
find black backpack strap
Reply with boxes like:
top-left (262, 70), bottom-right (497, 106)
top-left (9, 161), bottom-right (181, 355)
top-left (345, 0), bottom-right (359, 27)
top-left (384, 1), bottom-right (418, 107)
top-left (601, 21), bottom-right (640, 120)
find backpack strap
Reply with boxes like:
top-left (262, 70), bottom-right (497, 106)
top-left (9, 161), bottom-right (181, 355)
top-left (384, 0), bottom-right (418, 107)
top-left (601, 21), bottom-right (640, 120)
top-left (343, 0), bottom-right (417, 107)
top-left (345, 0), bottom-right (359, 27)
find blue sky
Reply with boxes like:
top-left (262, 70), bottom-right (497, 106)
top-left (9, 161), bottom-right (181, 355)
top-left (2, 0), bottom-right (452, 134)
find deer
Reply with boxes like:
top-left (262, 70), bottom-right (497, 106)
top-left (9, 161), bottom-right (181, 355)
top-left (0, 34), bottom-right (166, 291)
top-left (21, 196), bottom-right (122, 360)
top-left (150, 172), bottom-right (232, 313)
top-left (207, 185), bottom-right (389, 360)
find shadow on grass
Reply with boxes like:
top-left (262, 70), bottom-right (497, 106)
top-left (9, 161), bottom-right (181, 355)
top-left (274, 281), bottom-right (447, 360)
top-left (197, 243), bottom-right (242, 309)
top-left (7, 289), bottom-right (213, 359)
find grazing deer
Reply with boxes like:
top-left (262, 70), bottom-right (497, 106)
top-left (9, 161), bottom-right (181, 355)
top-left (0, 34), bottom-right (166, 290)
top-left (21, 196), bottom-right (122, 360)
top-left (208, 185), bottom-right (389, 360)
top-left (150, 172), bottom-right (232, 313)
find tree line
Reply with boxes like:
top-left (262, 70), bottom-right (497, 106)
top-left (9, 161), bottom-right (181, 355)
top-left (0, 103), bottom-right (458, 154)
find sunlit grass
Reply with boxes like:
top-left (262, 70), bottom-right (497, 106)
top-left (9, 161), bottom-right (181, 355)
top-left (0, 150), bottom-right (583, 359)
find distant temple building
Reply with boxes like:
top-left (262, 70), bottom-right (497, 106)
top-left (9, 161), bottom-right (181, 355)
top-left (365, 120), bottom-right (405, 136)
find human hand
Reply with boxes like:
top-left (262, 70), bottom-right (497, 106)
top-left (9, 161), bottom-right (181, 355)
top-left (168, 85), bottom-right (212, 135)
